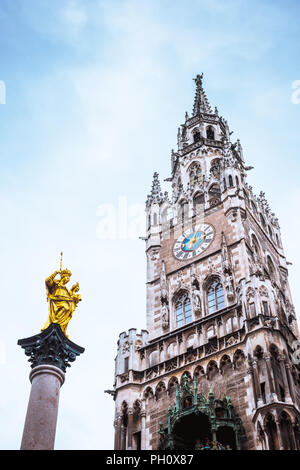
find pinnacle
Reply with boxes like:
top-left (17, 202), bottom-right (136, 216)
top-left (146, 172), bottom-right (164, 206)
top-left (192, 73), bottom-right (213, 116)
top-left (151, 172), bottom-right (162, 196)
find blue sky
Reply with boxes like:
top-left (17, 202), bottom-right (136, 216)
top-left (0, 0), bottom-right (300, 449)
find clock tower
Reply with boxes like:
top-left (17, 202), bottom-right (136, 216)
top-left (111, 75), bottom-right (300, 450)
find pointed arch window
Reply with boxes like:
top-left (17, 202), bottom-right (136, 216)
top-left (175, 293), bottom-right (192, 327)
top-left (229, 175), bottom-right (233, 187)
top-left (207, 280), bottom-right (225, 314)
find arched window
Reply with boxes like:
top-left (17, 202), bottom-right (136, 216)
top-left (193, 131), bottom-right (201, 143)
top-left (229, 175), bottom-right (233, 187)
top-left (235, 176), bottom-right (239, 187)
top-left (206, 126), bottom-right (215, 140)
top-left (207, 280), bottom-right (225, 314)
top-left (175, 293), bottom-right (192, 327)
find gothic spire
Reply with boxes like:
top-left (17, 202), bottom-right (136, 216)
top-left (192, 74), bottom-right (213, 116)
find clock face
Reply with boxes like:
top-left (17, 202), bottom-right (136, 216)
top-left (173, 224), bottom-right (215, 260)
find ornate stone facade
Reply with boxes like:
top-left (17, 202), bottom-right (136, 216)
top-left (111, 75), bottom-right (300, 450)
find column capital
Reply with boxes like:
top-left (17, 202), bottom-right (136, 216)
top-left (18, 323), bottom-right (85, 373)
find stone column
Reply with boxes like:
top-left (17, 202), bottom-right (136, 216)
top-left (141, 410), bottom-right (147, 450)
top-left (21, 365), bottom-right (65, 450)
top-left (18, 323), bottom-right (84, 451)
top-left (285, 363), bottom-right (296, 403)
top-left (247, 364), bottom-right (257, 408)
top-left (278, 355), bottom-right (292, 403)
top-left (265, 354), bottom-right (277, 401)
top-left (275, 416), bottom-right (284, 450)
top-left (127, 407), bottom-right (134, 450)
top-left (121, 425), bottom-right (127, 450)
top-left (114, 414), bottom-right (122, 450)
top-left (252, 359), bottom-right (263, 406)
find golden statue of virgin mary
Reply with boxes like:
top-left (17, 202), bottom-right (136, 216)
top-left (42, 253), bottom-right (81, 337)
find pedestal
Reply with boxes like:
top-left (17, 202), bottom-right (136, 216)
top-left (18, 323), bottom-right (84, 450)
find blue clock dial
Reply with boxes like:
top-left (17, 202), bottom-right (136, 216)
top-left (181, 231), bottom-right (205, 252)
top-left (173, 224), bottom-right (214, 260)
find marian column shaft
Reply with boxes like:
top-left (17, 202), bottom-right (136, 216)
top-left (21, 365), bottom-right (65, 450)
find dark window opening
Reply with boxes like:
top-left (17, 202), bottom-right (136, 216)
top-left (279, 385), bottom-right (285, 402)
top-left (206, 127), bottom-right (215, 140)
top-left (133, 431), bottom-right (141, 450)
top-left (262, 301), bottom-right (269, 316)
top-left (193, 131), bottom-right (201, 143)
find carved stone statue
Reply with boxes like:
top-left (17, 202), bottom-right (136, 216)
top-left (224, 271), bottom-right (235, 301)
top-left (160, 261), bottom-right (168, 303)
top-left (192, 284), bottom-right (202, 316)
top-left (161, 304), bottom-right (169, 328)
top-left (42, 256), bottom-right (81, 337)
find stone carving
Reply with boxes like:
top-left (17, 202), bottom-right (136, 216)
top-left (165, 358), bottom-right (178, 373)
top-left (120, 373), bottom-right (129, 383)
top-left (161, 304), bottom-right (169, 329)
top-left (226, 336), bottom-right (238, 347)
top-left (246, 287), bottom-right (255, 302)
top-left (146, 366), bottom-right (158, 380)
top-left (259, 285), bottom-right (269, 298)
top-left (122, 341), bottom-right (130, 355)
top-left (210, 159), bottom-right (221, 179)
top-left (149, 249), bottom-right (160, 261)
top-left (224, 271), bottom-right (235, 301)
top-left (135, 340), bottom-right (143, 351)
top-left (221, 232), bottom-right (232, 273)
top-left (160, 261), bottom-right (168, 303)
top-left (191, 284), bottom-right (202, 316)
